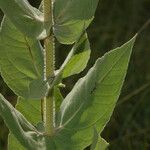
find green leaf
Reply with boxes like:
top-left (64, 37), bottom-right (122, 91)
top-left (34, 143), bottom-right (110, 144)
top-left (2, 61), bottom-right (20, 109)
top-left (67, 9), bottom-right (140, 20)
top-left (9, 88), bottom-right (63, 150)
top-left (0, 94), bottom-right (39, 150)
top-left (95, 138), bottom-right (109, 150)
top-left (91, 128), bottom-right (109, 150)
top-left (8, 134), bottom-right (25, 150)
top-left (49, 33), bottom-right (91, 89)
top-left (54, 0), bottom-right (99, 44)
top-left (0, 36), bottom-right (136, 149)
top-left (0, 0), bottom-right (49, 39)
top-left (8, 89), bottom-right (63, 149)
top-left (0, 17), bottom-right (47, 99)
top-left (8, 97), bottom-right (41, 150)
top-left (56, 36), bottom-right (136, 149)
top-left (54, 87), bottom-right (64, 112)
top-left (90, 127), bottom-right (99, 150)
top-left (16, 98), bottom-right (41, 124)
top-left (59, 33), bottom-right (91, 78)
top-left (0, 94), bottom-right (56, 150)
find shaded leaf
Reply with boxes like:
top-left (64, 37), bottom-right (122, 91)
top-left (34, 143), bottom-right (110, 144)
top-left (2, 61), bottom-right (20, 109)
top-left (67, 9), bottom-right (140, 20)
top-left (0, 17), bottom-right (47, 99)
top-left (54, 0), bottom-right (99, 44)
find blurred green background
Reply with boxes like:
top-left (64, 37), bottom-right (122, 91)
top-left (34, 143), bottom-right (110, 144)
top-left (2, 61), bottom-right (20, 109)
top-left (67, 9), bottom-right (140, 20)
top-left (0, 0), bottom-right (150, 149)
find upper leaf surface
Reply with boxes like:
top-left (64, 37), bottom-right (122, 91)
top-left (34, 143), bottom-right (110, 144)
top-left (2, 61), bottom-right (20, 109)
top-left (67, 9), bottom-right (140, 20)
top-left (53, 0), bottom-right (99, 44)
top-left (0, 0), bottom-right (49, 39)
top-left (55, 36), bottom-right (136, 149)
top-left (0, 17), bottom-right (47, 99)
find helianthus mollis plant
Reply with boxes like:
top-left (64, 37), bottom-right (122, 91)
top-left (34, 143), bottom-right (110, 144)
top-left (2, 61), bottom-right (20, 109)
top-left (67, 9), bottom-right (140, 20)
top-left (0, 0), bottom-right (136, 149)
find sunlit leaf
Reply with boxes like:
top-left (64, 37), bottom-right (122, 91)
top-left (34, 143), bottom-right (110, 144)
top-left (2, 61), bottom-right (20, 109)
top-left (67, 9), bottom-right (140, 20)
top-left (56, 36), bottom-right (136, 149)
top-left (59, 33), bottom-right (91, 78)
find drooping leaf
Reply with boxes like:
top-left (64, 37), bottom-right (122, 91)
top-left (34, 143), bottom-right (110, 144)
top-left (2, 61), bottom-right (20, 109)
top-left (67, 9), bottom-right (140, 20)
top-left (58, 33), bottom-right (91, 78)
top-left (0, 94), bottom-right (40, 150)
top-left (8, 88), bottom-right (63, 149)
top-left (0, 94), bottom-right (58, 150)
top-left (53, 0), bottom-right (99, 44)
top-left (91, 128), bottom-right (109, 150)
top-left (0, 0), bottom-right (49, 39)
top-left (55, 36), bottom-right (136, 149)
top-left (0, 17), bottom-right (47, 99)
top-left (7, 87), bottom-right (63, 149)
top-left (8, 97), bottom-right (41, 150)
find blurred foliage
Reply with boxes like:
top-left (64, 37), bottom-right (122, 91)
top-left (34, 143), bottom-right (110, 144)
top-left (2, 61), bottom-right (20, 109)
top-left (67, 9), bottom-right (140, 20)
top-left (0, 0), bottom-right (150, 149)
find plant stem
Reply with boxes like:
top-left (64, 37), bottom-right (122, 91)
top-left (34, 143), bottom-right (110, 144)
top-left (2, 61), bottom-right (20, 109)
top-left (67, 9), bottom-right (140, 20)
top-left (43, 0), bottom-right (52, 23)
top-left (43, 0), bottom-right (55, 135)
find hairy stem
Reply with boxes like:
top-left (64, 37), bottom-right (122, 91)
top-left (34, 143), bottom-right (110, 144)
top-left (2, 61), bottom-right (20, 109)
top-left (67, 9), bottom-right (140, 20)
top-left (43, 0), bottom-right (55, 135)
top-left (43, 0), bottom-right (52, 23)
